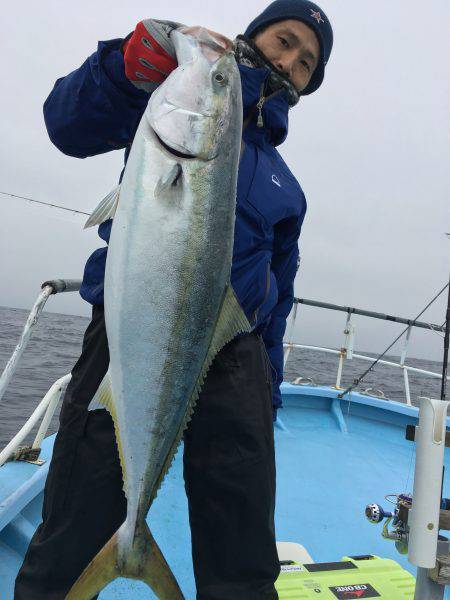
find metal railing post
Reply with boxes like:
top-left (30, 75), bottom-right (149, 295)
top-left (283, 343), bottom-right (292, 367)
top-left (400, 327), bottom-right (412, 406)
top-left (284, 302), bottom-right (299, 368)
top-left (403, 369), bottom-right (412, 407)
top-left (335, 313), bottom-right (353, 389)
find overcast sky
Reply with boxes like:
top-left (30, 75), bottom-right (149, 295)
top-left (0, 0), bottom-right (448, 362)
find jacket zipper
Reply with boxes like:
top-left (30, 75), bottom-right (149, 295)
top-left (256, 82), bottom-right (283, 129)
top-left (252, 260), bottom-right (271, 325)
top-left (256, 82), bottom-right (266, 128)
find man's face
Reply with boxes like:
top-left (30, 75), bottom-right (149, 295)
top-left (253, 19), bottom-right (320, 92)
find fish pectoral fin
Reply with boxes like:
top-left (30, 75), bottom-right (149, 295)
top-left (88, 370), bottom-right (129, 498)
top-left (65, 521), bottom-right (184, 600)
top-left (155, 163), bottom-right (182, 196)
top-left (84, 185), bottom-right (121, 229)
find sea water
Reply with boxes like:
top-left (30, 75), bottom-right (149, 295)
top-left (0, 305), bottom-right (444, 449)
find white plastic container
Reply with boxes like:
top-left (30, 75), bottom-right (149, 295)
top-left (408, 397), bottom-right (449, 568)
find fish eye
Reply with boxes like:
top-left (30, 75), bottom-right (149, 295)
top-left (214, 72), bottom-right (227, 86)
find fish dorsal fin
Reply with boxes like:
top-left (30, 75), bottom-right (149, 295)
top-left (84, 185), bottom-right (120, 229)
top-left (88, 369), bottom-right (128, 497)
top-left (150, 284), bottom-right (251, 502)
top-left (188, 283), bottom-right (252, 410)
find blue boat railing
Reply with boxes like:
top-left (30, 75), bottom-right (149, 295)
top-left (0, 279), bottom-right (448, 467)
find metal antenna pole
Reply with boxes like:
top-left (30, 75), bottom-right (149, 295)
top-left (412, 272), bottom-right (450, 599)
top-left (440, 274), bottom-right (450, 401)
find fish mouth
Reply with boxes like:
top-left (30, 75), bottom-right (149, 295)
top-left (150, 124), bottom-right (218, 162)
top-left (152, 128), bottom-right (198, 160)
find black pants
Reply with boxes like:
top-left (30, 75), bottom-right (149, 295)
top-left (15, 306), bottom-right (279, 600)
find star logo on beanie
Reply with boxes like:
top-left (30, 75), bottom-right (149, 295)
top-left (310, 9), bottom-right (324, 24)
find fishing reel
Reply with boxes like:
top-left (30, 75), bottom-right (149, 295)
top-left (365, 493), bottom-right (412, 554)
top-left (366, 493), bottom-right (450, 555)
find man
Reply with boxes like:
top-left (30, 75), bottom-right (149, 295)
top-left (15, 1), bottom-right (333, 598)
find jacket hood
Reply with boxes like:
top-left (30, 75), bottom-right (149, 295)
top-left (238, 64), bottom-right (289, 147)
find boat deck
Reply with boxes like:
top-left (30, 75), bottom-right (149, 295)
top-left (1, 385), bottom-right (449, 598)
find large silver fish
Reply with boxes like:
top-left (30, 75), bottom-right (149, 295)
top-left (66, 28), bottom-right (250, 600)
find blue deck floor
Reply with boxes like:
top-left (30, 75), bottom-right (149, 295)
top-left (1, 385), bottom-right (449, 598)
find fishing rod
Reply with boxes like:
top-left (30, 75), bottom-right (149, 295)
top-left (337, 281), bottom-right (450, 399)
top-left (441, 274), bottom-right (450, 401)
top-left (0, 190), bottom-right (90, 216)
top-left (366, 277), bottom-right (450, 599)
top-left (294, 297), bottom-right (446, 332)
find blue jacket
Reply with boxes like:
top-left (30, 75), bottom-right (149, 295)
top-left (43, 38), bottom-right (307, 415)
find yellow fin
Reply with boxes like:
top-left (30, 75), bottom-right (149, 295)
top-left (207, 282), bottom-right (252, 359)
top-left (65, 521), bottom-right (183, 600)
top-left (88, 370), bottom-right (128, 498)
top-left (151, 284), bottom-right (251, 501)
top-left (89, 370), bottom-right (114, 412)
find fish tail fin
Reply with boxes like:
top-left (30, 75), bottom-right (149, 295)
top-left (65, 531), bottom-right (120, 600)
top-left (134, 521), bottom-right (184, 598)
top-left (65, 522), bottom-right (183, 600)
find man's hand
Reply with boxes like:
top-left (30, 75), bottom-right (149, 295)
top-left (123, 20), bottom-right (234, 94)
top-left (122, 19), bottom-right (181, 93)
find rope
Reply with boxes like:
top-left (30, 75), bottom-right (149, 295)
top-left (0, 190), bottom-right (90, 216)
top-left (338, 281), bottom-right (450, 399)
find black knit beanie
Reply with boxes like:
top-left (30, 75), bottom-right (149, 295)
top-left (244, 0), bottom-right (333, 95)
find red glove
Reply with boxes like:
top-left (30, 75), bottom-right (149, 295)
top-left (122, 19), bottom-right (180, 93)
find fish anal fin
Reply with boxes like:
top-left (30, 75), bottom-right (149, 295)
top-left (65, 521), bottom-right (184, 600)
top-left (84, 185), bottom-right (120, 229)
top-left (88, 370), bottom-right (128, 498)
top-left (89, 370), bottom-right (114, 412)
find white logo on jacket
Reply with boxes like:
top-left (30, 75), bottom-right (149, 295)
top-left (272, 174), bottom-right (281, 187)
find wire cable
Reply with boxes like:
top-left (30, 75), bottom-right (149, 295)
top-left (0, 190), bottom-right (90, 216)
top-left (338, 281), bottom-right (450, 399)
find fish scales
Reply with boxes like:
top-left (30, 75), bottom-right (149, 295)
top-left (110, 125), bottom-right (237, 522)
